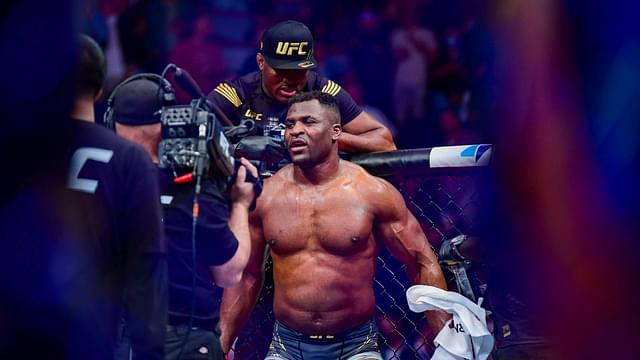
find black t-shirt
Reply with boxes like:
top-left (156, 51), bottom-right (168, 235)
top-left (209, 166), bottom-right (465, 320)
top-left (66, 121), bottom-right (166, 255)
top-left (0, 119), bottom-right (166, 359)
top-left (158, 169), bottom-right (238, 328)
top-left (207, 70), bottom-right (362, 131)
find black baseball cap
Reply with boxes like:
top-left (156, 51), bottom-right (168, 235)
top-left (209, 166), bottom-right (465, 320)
top-left (260, 20), bottom-right (317, 70)
top-left (112, 78), bottom-right (163, 125)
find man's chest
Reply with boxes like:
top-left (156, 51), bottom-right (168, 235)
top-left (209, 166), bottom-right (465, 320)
top-left (262, 188), bottom-right (375, 255)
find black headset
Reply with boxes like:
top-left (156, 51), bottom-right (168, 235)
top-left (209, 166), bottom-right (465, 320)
top-left (103, 73), bottom-right (176, 130)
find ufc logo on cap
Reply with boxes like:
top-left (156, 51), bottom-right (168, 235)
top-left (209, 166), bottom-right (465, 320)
top-left (275, 42), bottom-right (308, 56)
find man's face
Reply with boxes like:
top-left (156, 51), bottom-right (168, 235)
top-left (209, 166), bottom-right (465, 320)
top-left (284, 99), bottom-right (341, 168)
top-left (257, 53), bottom-right (309, 104)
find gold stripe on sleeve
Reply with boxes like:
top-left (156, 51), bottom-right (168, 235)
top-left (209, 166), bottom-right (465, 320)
top-left (213, 83), bottom-right (242, 107)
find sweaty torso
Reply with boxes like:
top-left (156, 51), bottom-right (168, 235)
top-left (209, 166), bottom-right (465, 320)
top-left (259, 163), bottom-right (381, 335)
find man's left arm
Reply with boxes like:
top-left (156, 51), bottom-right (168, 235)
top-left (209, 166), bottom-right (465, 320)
top-left (340, 111), bottom-right (397, 152)
top-left (372, 179), bottom-right (448, 335)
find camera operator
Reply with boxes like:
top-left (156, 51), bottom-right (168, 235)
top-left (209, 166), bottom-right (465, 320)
top-left (109, 74), bottom-right (258, 360)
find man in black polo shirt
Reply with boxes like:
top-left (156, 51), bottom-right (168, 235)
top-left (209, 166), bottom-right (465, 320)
top-left (0, 35), bottom-right (167, 359)
top-left (111, 75), bottom-right (258, 360)
top-left (208, 20), bottom-right (396, 163)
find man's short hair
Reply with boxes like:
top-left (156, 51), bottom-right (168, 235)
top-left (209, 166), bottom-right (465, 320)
top-left (76, 35), bottom-right (105, 96)
top-left (288, 91), bottom-right (340, 124)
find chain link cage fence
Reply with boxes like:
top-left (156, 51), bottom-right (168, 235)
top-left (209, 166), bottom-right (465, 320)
top-left (228, 162), bottom-right (490, 359)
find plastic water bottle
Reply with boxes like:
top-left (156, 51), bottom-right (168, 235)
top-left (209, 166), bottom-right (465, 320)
top-left (261, 117), bottom-right (284, 176)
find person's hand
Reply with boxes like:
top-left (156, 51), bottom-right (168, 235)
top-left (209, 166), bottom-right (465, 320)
top-left (233, 135), bottom-right (287, 162)
top-left (220, 330), bottom-right (233, 356)
top-left (230, 157), bottom-right (259, 209)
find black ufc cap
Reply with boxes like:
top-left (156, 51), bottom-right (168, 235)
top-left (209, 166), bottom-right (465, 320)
top-left (260, 20), bottom-right (317, 70)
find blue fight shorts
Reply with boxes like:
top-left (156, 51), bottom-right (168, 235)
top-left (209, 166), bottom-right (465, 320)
top-left (264, 319), bottom-right (383, 360)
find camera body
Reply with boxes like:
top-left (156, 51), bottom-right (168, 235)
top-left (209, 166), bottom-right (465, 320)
top-left (158, 101), bottom-right (234, 178)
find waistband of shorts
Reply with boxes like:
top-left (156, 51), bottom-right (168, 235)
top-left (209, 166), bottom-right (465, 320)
top-left (274, 319), bottom-right (377, 342)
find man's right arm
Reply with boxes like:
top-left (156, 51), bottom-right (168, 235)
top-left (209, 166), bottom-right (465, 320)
top-left (219, 204), bottom-right (268, 354)
top-left (210, 158), bottom-right (258, 287)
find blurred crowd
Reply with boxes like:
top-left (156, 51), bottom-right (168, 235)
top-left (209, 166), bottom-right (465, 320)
top-left (82, 0), bottom-right (493, 150)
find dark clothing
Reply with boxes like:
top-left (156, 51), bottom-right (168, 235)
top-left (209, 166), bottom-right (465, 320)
top-left (118, 323), bottom-right (224, 360)
top-left (0, 120), bottom-right (167, 359)
top-left (115, 154), bottom-right (238, 360)
top-left (493, 344), bottom-right (553, 360)
top-left (165, 325), bottom-right (224, 360)
top-left (158, 169), bottom-right (239, 329)
top-left (143, 170), bottom-right (238, 360)
top-left (265, 320), bottom-right (382, 360)
top-left (490, 288), bottom-right (549, 349)
top-left (485, 239), bottom-right (548, 350)
top-left (207, 71), bottom-right (361, 131)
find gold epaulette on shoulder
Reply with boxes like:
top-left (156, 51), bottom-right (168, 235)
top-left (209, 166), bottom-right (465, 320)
top-left (321, 80), bottom-right (341, 96)
top-left (213, 83), bottom-right (243, 107)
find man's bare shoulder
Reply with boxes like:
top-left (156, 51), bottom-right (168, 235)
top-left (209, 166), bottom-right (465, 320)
top-left (267, 164), bottom-right (294, 186)
top-left (342, 161), bottom-right (396, 196)
top-left (256, 165), bottom-right (293, 207)
top-left (342, 161), bottom-right (405, 218)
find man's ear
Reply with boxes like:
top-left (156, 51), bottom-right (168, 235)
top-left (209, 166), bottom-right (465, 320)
top-left (332, 124), bottom-right (342, 141)
top-left (256, 53), bottom-right (264, 71)
top-left (94, 88), bottom-right (104, 102)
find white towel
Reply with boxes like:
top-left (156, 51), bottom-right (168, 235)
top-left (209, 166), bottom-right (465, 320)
top-left (406, 285), bottom-right (494, 360)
